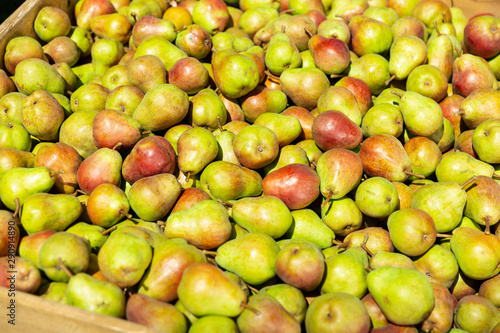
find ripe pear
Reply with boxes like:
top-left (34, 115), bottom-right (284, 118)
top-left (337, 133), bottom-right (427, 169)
top-left (355, 177), bottom-right (399, 219)
top-left (414, 244), bottom-right (459, 289)
top-left (463, 175), bottom-right (500, 229)
top-left (472, 119), bottom-right (500, 164)
top-left (367, 266), bottom-right (434, 326)
top-left (216, 231), bottom-right (280, 286)
top-left (454, 295), bottom-right (500, 333)
top-left (280, 68), bottom-right (330, 111)
top-left (435, 151), bottom-right (494, 184)
top-left (59, 110), bottom-right (99, 159)
top-left (322, 196), bottom-right (363, 237)
top-left (86, 183), bottom-right (130, 228)
top-left (14, 58), bottom-right (66, 95)
top-left (420, 283), bottom-right (456, 333)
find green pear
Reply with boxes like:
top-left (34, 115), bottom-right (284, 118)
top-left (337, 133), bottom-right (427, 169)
top-left (265, 32), bottom-right (302, 75)
top-left (215, 231), bottom-right (280, 286)
top-left (215, 130), bottom-right (240, 166)
top-left (414, 244), bottom-right (459, 289)
top-left (355, 177), bottom-right (399, 219)
top-left (134, 36), bottom-right (187, 71)
top-left (128, 173), bottom-right (182, 221)
top-left (233, 124), bottom-right (280, 170)
top-left (231, 195), bottom-right (293, 239)
top-left (367, 266), bottom-right (434, 325)
top-left (472, 119), bottom-right (500, 164)
top-left (59, 110), bottom-right (99, 158)
top-left (361, 103), bottom-right (404, 138)
top-left (369, 251), bottom-right (416, 270)
top-left (463, 176), bottom-right (500, 229)
top-left (284, 209), bottom-right (336, 249)
top-left (40, 282), bottom-right (67, 304)
top-left (192, 0), bottom-right (230, 35)
top-left (187, 315), bottom-right (236, 333)
top-left (262, 145), bottom-right (309, 175)
top-left (178, 262), bottom-right (247, 317)
top-left (0, 92), bottom-right (27, 125)
top-left (322, 196), bottom-right (363, 237)
top-left (165, 200), bottom-right (232, 250)
top-left (259, 284), bottom-right (307, 324)
top-left (66, 222), bottom-right (108, 251)
top-left (0, 166), bottom-right (55, 210)
top-left (239, 86), bottom-right (288, 123)
top-left (458, 88), bottom-right (500, 129)
top-left (279, 67), bottom-right (330, 110)
top-left (410, 182), bottom-right (467, 233)
top-left (349, 53), bottom-right (390, 95)
top-left (164, 124), bottom-right (192, 155)
top-left (454, 295), bottom-right (500, 333)
top-left (13, 58), bottom-right (66, 95)
top-left (305, 292), bottom-right (371, 333)
top-left (39, 232), bottom-right (91, 282)
top-left (21, 90), bottom-right (64, 141)
top-left (66, 272), bottom-right (126, 318)
top-left (399, 90), bottom-right (443, 137)
top-left (20, 193), bottom-right (82, 235)
top-left (91, 39), bottom-right (124, 76)
top-left (190, 88), bottom-right (227, 131)
top-left (389, 35), bottom-right (427, 80)
top-left (253, 113), bottom-right (301, 148)
top-left (317, 86), bottom-right (362, 125)
top-left (363, 6), bottom-right (399, 27)
top-left (97, 229), bottom-right (152, 287)
top-left (435, 151), bottom-right (494, 184)
top-left (349, 15), bottom-right (393, 56)
top-left (177, 127), bottom-right (219, 175)
top-left (0, 123), bottom-right (32, 152)
top-left (451, 227), bottom-right (500, 280)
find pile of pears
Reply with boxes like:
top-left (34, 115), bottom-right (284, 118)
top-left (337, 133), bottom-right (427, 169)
top-left (1, 0), bottom-right (500, 331)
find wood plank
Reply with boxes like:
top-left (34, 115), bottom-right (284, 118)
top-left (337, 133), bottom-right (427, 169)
top-left (0, 286), bottom-right (157, 333)
top-left (445, 0), bottom-right (500, 18)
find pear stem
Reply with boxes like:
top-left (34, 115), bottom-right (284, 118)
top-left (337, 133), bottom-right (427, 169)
top-left (442, 11), bottom-right (448, 24)
top-left (217, 199), bottom-right (234, 207)
top-left (332, 239), bottom-right (348, 249)
top-left (49, 169), bottom-right (65, 178)
top-left (157, 220), bottom-right (166, 226)
top-left (485, 219), bottom-right (491, 235)
top-left (112, 142), bottom-right (123, 151)
top-left (246, 284), bottom-right (259, 295)
top-left (492, 173), bottom-right (500, 179)
top-left (321, 191), bottom-right (333, 209)
top-left (141, 130), bottom-right (151, 136)
top-left (310, 160), bottom-right (317, 170)
top-left (57, 258), bottom-right (74, 278)
top-left (305, 296), bottom-right (317, 304)
top-left (216, 116), bottom-right (224, 132)
top-left (265, 70), bottom-right (281, 82)
top-left (12, 198), bottom-right (20, 218)
top-left (120, 210), bottom-right (133, 219)
top-left (391, 89), bottom-right (402, 98)
top-left (202, 250), bottom-right (218, 257)
top-left (335, 15), bottom-right (350, 23)
top-left (404, 170), bottom-right (425, 179)
top-left (461, 176), bottom-right (477, 190)
top-left (304, 27), bottom-right (313, 38)
top-left (330, 74), bottom-right (346, 79)
top-left (436, 233), bottom-right (452, 238)
top-left (433, 21), bottom-right (441, 37)
top-left (241, 302), bottom-right (260, 316)
top-left (361, 233), bottom-right (374, 257)
top-left (76, 189), bottom-right (87, 196)
top-left (279, 8), bottom-right (296, 15)
top-left (281, 25), bottom-right (286, 34)
top-left (454, 45), bottom-right (462, 57)
top-left (101, 226), bottom-right (117, 236)
top-left (385, 75), bottom-right (396, 86)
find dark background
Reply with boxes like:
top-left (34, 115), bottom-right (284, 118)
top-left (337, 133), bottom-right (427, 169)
top-left (1, 0), bottom-right (26, 23)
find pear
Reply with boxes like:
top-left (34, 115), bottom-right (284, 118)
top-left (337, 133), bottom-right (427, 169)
top-left (192, 0), bottom-right (230, 34)
top-left (232, 195), bottom-right (292, 239)
top-left (164, 124), bottom-right (192, 155)
top-left (237, 293), bottom-right (301, 333)
top-left (66, 223), bottom-right (109, 251)
top-left (414, 244), bottom-right (459, 289)
top-left (134, 36), bottom-right (187, 71)
top-left (349, 53), bottom-right (391, 95)
top-left (260, 284), bottom-right (308, 324)
top-left (0, 167), bottom-right (55, 210)
top-left (355, 177), bottom-right (399, 219)
top-left (98, 229), bottom-right (152, 287)
top-left (59, 110), bottom-right (99, 159)
top-left (361, 293), bottom-right (389, 329)
top-left (358, 134), bottom-right (415, 182)
top-left (411, 182), bottom-right (467, 233)
top-left (349, 15), bottom-right (393, 57)
top-left (317, 86), bottom-right (362, 125)
top-left (420, 283), bottom-right (456, 333)
top-left (253, 113), bottom-right (302, 147)
top-left (343, 227), bottom-right (394, 254)
top-left (133, 83), bottom-right (189, 132)
top-left (275, 239), bottom-right (325, 291)
top-left (177, 127), bottom-right (219, 175)
top-left (279, 68), bottom-right (330, 110)
top-left (199, 161), bottom-right (262, 201)
top-left (20, 193), bottom-right (83, 235)
top-left (399, 90), bottom-right (443, 137)
top-left (317, 18), bottom-right (351, 44)
top-left (0, 123), bottom-right (32, 151)
top-left (454, 295), bottom-right (500, 333)
top-left (138, 238), bottom-right (206, 302)
top-left (33, 6), bottom-right (72, 42)
top-left (0, 256), bottom-right (41, 294)
top-left (66, 271), bottom-right (125, 318)
top-left (175, 24), bottom-right (212, 60)
top-left (361, 103), bottom-right (404, 138)
top-left (190, 88), bottom-right (227, 131)
top-left (86, 183), bottom-right (130, 228)
top-left (39, 232), bottom-right (91, 282)
top-left (451, 227), bottom-right (500, 280)
top-left (233, 125), bottom-right (280, 170)
top-left (91, 39), bottom-right (124, 76)
top-left (14, 58), bottom-right (66, 95)
top-left (215, 130), bottom-right (240, 166)
top-left (70, 83), bottom-right (110, 114)
top-left (178, 262), bottom-right (247, 317)
top-left (321, 247), bottom-right (368, 298)
top-left (21, 90), bottom-right (64, 141)
top-left (387, 208), bottom-right (436, 257)
top-left (435, 151), bottom-right (494, 184)
top-left (479, 274), bottom-right (500, 308)
top-left (322, 196), bottom-right (363, 237)
top-left (452, 54), bottom-right (498, 98)
top-left (472, 119), bottom-right (500, 164)
top-left (164, 200), bottom-right (232, 249)
top-left (76, 147), bottom-right (122, 195)
top-left (188, 316), bottom-right (237, 333)
top-left (369, 251), bottom-right (416, 271)
top-left (216, 231), bottom-right (280, 286)
top-left (40, 282), bottom-right (67, 304)
top-left (284, 209), bottom-right (336, 249)
top-left (0, 92), bottom-right (27, 125)
top-left (127, 55), bottom-right (167, 94)
top-left (128, 173), bottom-right (182, 221)
top-left (463, 176), bottom-right (500, 229)
top-left (305, 292), bottom-right (371, 333)
top-left (125, 293), bottom-right (187, 332)
top-left (389, 35), bottom-right (427, 81)
top-left (458, 88), bottom-right (500, 130)
top-left (77, 0), bottom-right (116, 31)
top-left (238, 85), bottom-right (287, 123)
top-left (367, 266), bottom-right (434, 326)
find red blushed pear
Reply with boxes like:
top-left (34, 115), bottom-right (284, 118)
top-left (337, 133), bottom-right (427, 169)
top-left (76, 146), bottom-right (123, 195)
top-left (307, 34), bottom-right (351, 76)
top-left (311, 110), bottom-right (363, 151)
top-left (34, 143), bottom-right (82, 194)
top-left (454, 130), bottom-right (477, 158)
top-left (452, 54), bottom-right (498, 98)
top-left (77, 0), bottom-right (117, 31)
top-left (92, 109), bottom-right (142, 151)
top-left (439, 94), bottom-right (465, 138)
top-left (359, 134), bottom-right (419, 182)
top-left (305, 10), bottom-right (327, 28)
top-left (281, 106), bottom-right (315, 140)
top-left (168, 57), bottom-right (209, 95)
top-left (122, 136), bottom-right (176, 184)
top-left (0, 211), bottom-right (19, 257)
top-left (171, 188), bottom-right (211, 213)
top-left (262, 163), bottom-right (320, 210)
top-left (464, 15), bottom-right (500, 60)
top-left (334, 76), bottom-right (373, 117)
